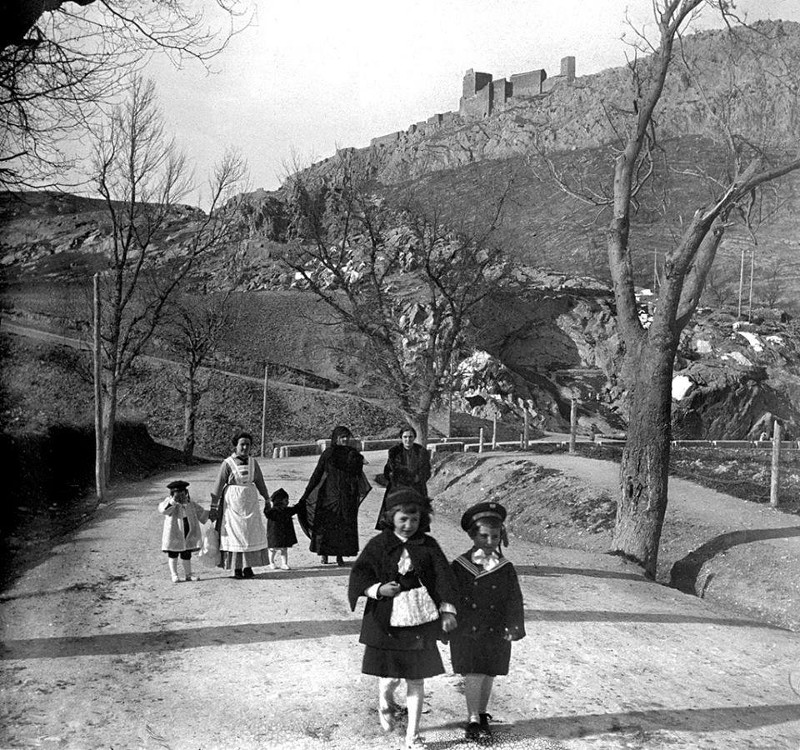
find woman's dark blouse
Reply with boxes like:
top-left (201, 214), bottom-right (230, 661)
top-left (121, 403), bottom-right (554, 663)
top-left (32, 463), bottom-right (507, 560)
top-left (383, 443), bottom-right (431, 497)
top-left (348, 529), bottom-right (458, 651)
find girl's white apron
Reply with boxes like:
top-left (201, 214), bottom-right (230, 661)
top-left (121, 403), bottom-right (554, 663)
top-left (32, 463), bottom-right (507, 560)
top-left (221, 456), bottom-right (268, 552)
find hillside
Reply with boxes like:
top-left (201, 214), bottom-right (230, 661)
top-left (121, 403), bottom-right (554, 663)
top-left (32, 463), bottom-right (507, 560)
top-left (3, 21), bottom-right (800, 442)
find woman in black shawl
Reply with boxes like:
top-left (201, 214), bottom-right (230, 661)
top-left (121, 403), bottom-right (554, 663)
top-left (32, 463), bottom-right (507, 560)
top-left (298, 425), bottom-right (371, 566)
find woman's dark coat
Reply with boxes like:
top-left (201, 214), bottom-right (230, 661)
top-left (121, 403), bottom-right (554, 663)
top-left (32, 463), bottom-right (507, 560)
top-left (375, 443), bottom-right (432, 530)
top-left (348, 529), bottom-right (458, 651)
top-left (298, 444), bottom-right (370, 556)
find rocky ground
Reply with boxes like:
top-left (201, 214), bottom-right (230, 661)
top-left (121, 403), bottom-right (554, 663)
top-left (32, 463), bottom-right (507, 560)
top-left (1, 450), bottom-right (799, 750)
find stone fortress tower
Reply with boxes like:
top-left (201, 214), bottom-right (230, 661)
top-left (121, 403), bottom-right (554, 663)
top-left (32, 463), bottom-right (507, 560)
top-left (367, 55), bottom-right (577, 147)
top-left (460, 56), bottom-right (576, 118)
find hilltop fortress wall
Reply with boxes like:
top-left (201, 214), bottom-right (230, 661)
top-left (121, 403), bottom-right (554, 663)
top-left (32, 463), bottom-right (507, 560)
top-left (370, 55), bottom-right (577, 147)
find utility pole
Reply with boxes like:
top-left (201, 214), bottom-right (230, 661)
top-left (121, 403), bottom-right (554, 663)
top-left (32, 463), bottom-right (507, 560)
top-left (261, 363), bottom-right (269, 458)
top-left (737, 245), bottom-right (745, 319)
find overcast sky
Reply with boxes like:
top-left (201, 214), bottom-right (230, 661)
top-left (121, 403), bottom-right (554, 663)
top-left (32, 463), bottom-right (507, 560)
top-left (144, 0), bottom-right (800, 206)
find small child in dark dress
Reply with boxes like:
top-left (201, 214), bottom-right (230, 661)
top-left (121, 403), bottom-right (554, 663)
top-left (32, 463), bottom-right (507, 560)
top-left (264, 487), bottom-right (299, 570)
top-left (449, 501), bottom-right (525, 741)
top-left (348, 488), bottom-right (458, 750)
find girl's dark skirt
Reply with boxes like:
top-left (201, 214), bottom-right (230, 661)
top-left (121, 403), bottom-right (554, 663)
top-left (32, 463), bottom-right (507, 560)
top-left (450, 636), bottom-right (512, 676)
top-left (362, 645), bottom-right (444, 680)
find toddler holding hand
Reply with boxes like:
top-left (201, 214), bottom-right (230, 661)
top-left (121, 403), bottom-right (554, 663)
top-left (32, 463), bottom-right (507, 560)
top-left (158, 480), bottom-right (209, 583)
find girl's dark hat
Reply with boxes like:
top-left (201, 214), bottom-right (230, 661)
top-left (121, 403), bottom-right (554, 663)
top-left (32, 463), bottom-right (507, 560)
top-left (385, 486), bottom-right (425, 509)
top-left (460, 501), bottom-right (506, 531)
top-left (167, 480), bottom-right (190, 490)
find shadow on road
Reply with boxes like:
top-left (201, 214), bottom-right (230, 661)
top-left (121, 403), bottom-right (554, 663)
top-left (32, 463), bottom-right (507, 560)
top-left (511, 702), bottom-right (800, 739)
top-left (671, 526), bottom-right (800, 596)
top-left (1, 604), bottom-right (781, 661)
top-left (0, 618), bottom-right (363, 659)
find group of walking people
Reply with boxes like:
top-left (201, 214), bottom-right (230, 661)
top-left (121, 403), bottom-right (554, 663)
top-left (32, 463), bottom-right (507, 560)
top-left (158, 423), bottom-right (526, 748)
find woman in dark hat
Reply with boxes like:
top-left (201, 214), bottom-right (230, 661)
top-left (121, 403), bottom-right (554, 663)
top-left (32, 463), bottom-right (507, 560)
top-left (209, 431), bottom-right (271, 579)
top-left (297, 425), bottom-right (371, 566)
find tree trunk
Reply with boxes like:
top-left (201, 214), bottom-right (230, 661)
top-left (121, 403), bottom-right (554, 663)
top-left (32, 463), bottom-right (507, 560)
top-left (408, 411), bottom-right (430, 447)
top-left (93, 273), bottom-right (106, 502)
top-left (100, 384), bottom-right (117, 489)
top-left (183, 373), bottom-right (196, 461)
top-left (611, 338), bottom-right (676, 579)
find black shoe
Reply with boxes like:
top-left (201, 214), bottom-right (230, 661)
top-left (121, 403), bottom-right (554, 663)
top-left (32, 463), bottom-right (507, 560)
top-left (242, 567), bottom-right (254, 579)
top-left (233, 569), bottom-right (244, 579)
top-left (336, 556), bottom-right (345, 566)
top-left (465, 722), bottom-right (481, 741)
top-left (478, 713), bottom-right (493, 738)
top-left (320, 556), bottom-right (329, 565)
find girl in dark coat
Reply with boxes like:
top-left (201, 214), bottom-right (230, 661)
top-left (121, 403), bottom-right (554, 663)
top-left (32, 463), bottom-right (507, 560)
top-left (298, 425), bottom-right (371, 566)
top-left (349, 488), bottom-right (458, 750)
top-left (449, 501), bottom-right (525, 741)
top-left (265, 487), bottom-right (299, 570)
top-left (375, 425), bottom-right (432, 531)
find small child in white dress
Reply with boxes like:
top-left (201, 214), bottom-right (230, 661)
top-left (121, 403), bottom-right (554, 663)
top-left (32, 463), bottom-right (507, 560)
top-left (158, 480), bottom-right (209, 583)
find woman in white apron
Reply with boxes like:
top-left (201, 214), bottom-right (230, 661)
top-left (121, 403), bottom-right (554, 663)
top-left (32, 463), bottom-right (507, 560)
top-left (209, 431), bottom-right (271, 579)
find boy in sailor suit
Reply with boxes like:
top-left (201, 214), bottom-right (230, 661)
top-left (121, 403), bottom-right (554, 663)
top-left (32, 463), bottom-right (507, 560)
top-left (449, 501), bottom-right (525, 741)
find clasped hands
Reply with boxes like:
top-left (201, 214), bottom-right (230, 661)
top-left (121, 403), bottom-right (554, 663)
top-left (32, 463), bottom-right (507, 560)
top-left (376, 582), bottom-right (458, 633)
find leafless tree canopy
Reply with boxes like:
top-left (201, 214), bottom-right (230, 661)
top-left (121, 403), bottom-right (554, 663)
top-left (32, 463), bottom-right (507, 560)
top-left (0, 0), bottom-right (251, 190)
top-left (282, 157), bottom-right (510, 442)
top-left (91, 75), bottom-right (247, 488)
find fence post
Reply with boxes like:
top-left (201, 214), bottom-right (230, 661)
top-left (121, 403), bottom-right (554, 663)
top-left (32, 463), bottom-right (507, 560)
top-left (770, 420), bottom-right (783, 508)
top-left (569, 398), bottom-right (578, 454)
top-left (523, 410), bottom-right (529, 450)
top-left (492, 414), bottom-right (497, 450)
top-left (479, 427), bottom-right (485, 454)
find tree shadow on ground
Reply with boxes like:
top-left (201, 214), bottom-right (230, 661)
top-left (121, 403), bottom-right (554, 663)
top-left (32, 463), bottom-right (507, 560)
top-left (525, 608), bottom-right (782, 629)
top-left (511, 703), bottom-right (800, 740)
top-left (423, 702), bottom-right (800, 748)
top-left (0, 618), bottom-right (364, 659)
top-left (516, 564), bottom-right (644, 582)
top-left (1, 604), bottom-right (781, 661)
top-left (670, 526), bottom-right (800, 595)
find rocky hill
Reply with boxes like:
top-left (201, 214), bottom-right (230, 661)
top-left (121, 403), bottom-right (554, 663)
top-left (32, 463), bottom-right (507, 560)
top-left (3, 21), bottom-right (800, 441)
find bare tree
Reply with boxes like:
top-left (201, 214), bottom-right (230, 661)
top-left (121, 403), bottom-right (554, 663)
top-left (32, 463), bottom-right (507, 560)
top-left (534, 3), bottom-right (800, 577)
top-left (161, 260), bottom-right (244, 461)
top-left (1, 0), bottom-right (250, 190)
top-left (282, 158), bottom-right (509, 444)
top-left (92, 76), bottom-right (246, 494)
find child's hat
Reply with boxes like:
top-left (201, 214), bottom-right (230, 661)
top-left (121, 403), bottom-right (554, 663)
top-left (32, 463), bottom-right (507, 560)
top-left (460, 501), bottom-right (507, 531)
top-left (167, 480), bottom-right (190, 491)
top-left (270, 487), bottom-right (289, 502)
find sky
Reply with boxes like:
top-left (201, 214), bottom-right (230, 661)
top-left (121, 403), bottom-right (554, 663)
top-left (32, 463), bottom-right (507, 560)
top-left (143, 0), bottom-right (800, 207)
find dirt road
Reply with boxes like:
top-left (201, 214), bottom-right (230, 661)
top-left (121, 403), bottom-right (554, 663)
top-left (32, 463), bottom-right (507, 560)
top-left (1, 452), bottom-right (799, 749)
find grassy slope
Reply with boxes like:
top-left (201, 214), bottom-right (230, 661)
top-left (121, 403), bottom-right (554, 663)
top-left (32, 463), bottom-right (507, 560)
top-left (0, 334), bottom-right (401, 457)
